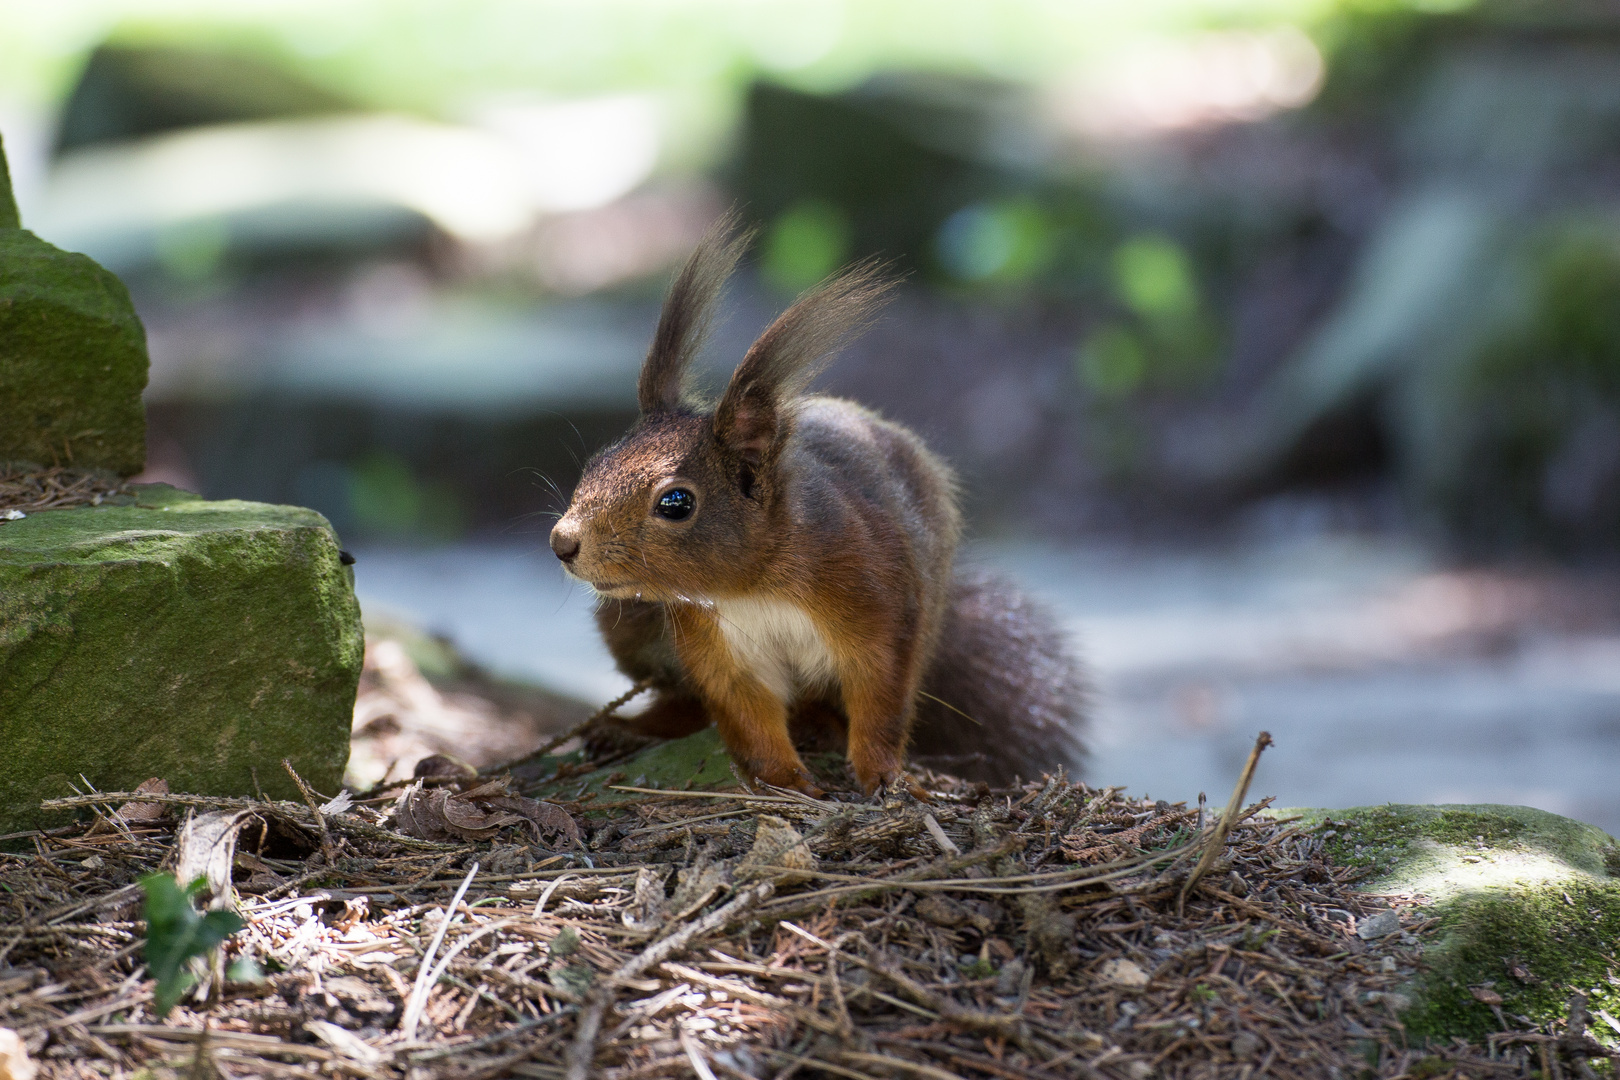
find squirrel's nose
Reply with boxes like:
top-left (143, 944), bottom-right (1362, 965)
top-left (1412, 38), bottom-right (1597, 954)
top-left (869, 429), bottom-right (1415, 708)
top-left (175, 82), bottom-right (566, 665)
top-left (550, 524), bottom-right (581, 564)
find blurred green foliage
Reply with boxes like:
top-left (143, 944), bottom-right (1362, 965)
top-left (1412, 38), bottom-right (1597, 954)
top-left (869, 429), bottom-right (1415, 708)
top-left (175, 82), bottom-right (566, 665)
top-left (1307, 0), bottom-right (1450, 122)
top-left (1077, 234), bottom-right (1221, 401)
top-left (0, 0), bottom-right (1480, 172)
top-left (935, 197), bottom-right (1056, 284)
top-left (761, 198), bottom-right (851, 293)
top-left (56, 42), bottom-right (354, 153)
top-left (1442, 221), bottom-right (1620, 547)
top-left (1078, 325), bottom-right (1151, 400)
top-left (1114, 235), bottom-right (1199, 323)
top-left (153, 216), bottom-right (229, 282)
top-left (347, 450), bottom-right (466, 542)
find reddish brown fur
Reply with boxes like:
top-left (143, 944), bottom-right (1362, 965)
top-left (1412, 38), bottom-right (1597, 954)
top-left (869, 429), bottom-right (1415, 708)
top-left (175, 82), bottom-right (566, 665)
top-left (552, 224), bottom-right (1082, 795)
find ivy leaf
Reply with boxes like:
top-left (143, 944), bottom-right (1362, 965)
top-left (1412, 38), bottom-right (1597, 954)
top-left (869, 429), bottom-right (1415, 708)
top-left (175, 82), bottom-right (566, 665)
top-left (140, 873), bottom-right (245, 1017)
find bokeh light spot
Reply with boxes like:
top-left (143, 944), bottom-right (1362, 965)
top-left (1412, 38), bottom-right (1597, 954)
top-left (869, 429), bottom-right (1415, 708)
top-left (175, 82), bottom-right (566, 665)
top-left (1113, 234), bottom-right (1199, 321)
top-left (761, 198), bottom-right (852, 293)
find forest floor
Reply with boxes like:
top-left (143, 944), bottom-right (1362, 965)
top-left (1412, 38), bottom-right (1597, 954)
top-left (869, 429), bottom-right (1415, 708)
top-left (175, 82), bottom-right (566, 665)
top-left (0, 662), bottom-right (1571, 1080)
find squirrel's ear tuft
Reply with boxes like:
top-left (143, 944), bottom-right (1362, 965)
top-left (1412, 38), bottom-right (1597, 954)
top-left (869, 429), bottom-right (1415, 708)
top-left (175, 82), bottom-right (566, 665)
top-left (639, 212), bottom-right (750, 415)
top-left (715, 259), bottom-right (895, 463)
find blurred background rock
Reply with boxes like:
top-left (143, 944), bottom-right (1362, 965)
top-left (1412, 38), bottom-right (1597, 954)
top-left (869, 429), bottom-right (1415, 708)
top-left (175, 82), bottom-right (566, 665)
top-left (5, 0), bottom-right (1619, 826)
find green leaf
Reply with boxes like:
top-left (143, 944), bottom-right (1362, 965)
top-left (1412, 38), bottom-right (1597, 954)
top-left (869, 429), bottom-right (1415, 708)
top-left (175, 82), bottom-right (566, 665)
top-left (225, 955), bottom-right (265, 984)
top-left (140, 873), bottom-right (245, 1017)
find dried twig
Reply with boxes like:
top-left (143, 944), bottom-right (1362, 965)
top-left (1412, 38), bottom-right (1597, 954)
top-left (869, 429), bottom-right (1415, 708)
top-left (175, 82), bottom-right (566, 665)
top-left (400, 860), bottom-right (480, 1040)
top-left (1182, 730), bottom-right (1273, 905)
top-left (524, 677), bottom-right (656, 762)
top-left (283, 758), bottom-right (337, 864)
top-left (0, 465), bottom-right (129, 514)
top-left (565, 883), bottom-right (774, 1080)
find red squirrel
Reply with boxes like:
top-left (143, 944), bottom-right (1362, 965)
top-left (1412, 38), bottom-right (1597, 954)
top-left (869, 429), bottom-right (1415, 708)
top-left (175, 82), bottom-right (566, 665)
top-left (548, 222), bottom-right (1086, 796)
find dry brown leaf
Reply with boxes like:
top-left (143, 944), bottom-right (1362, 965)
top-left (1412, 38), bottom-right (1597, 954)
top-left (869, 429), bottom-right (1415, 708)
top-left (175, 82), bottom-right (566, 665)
top-left (915, 894), bottom-right (995, 931)
top-left (440, 791), bottom-right (523, 837)
top-left (392, 778), bottom-right (580, 847)
top-left (622, 866), bottom-right (671, 932)
top-left (478, 794), bottom-right (582, 849)
top-left (116, 778), bottom-right (171, 824)
top-left (668, 852), bottom-right (732, 922)
top-left (396, 785), bottom-right (515, 841)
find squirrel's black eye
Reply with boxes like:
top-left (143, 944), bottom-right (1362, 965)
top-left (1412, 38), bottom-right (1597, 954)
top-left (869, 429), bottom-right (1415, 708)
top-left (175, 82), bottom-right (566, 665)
top-left (655, 488), bottom-right (695, 521)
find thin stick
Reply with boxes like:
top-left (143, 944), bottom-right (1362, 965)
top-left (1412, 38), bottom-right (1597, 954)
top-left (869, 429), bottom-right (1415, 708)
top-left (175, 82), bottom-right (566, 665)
top-left (840, 1051), bottom-right (969, 1080)
top-left (766, 1051), bottom-right (882, 1080)
top-left (779, 921), bottom-right (1024, 1043)
top-left (608, 787), bottom-right (788, 801)
top-left (922, 813), bottom-right (960, 856)
top-left (1181, 731), bottom-right (1273, 906)
top-left (406, 1007), bottom-right (575, 1062)
top-left (524, 678), bottom-right (655, 763)
top-left (682, 1028), bottom-right (721, 1080)
top-left (564, 882), bottom-right (774, 1080)
top-left (281, 759), bottom-right (335, 865)
top-left (400, 860), bottom-right (479, 1041)
top-left (533, 873), bottom-right (580, 918)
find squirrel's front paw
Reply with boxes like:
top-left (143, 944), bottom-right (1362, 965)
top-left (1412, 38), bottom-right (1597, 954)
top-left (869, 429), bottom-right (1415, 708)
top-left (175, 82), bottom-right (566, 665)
top-left (851, 748), bottom-right (903, 797)
top-left (852, 755), bottom-right (932, 802)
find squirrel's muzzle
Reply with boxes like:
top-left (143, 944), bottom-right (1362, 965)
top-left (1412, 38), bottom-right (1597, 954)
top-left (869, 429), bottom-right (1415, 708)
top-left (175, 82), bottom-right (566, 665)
top-left (549, 522), bottom-right (581, 564)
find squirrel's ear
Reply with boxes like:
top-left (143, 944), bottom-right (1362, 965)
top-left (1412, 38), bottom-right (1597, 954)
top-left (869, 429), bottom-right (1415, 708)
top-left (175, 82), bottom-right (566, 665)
top-left (715, 260), bottom-right (894, 463)
top-left (712, 382), bottom-right (779, 467)
top-left (638, 213), bottom-right (750, 415)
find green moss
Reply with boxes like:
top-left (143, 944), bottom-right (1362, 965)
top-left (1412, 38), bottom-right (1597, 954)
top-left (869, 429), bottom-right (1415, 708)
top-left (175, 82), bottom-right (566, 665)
top-left (1286, 804), bottom-right (1620, 1048)
top-left (1295, 804), bottom-right (1614, 884)
top-left (0, 486), bottom-right (362, 835)
top-left (1403, 878), bottom-right (1620, 1043)
top-left (1434, 218), bottom-right (1620, 548)
top-left (0, 229), bottom-right (149, 476)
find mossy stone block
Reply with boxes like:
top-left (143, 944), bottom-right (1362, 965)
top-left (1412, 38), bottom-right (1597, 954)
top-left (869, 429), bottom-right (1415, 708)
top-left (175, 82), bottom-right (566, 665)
top-left (0, 132), bottom-right (18, 229)
top-left (1290, 803), bottom-right (1620, 1044)
top-left (0, 229), bottom-right (149, 476)
top-left (0, 485), bottom-right (363, 836)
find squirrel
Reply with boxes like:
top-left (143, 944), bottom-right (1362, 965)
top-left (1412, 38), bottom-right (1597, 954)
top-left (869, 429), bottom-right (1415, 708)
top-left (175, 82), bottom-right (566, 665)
top-left (548, 221), bottom-right (1086, 796)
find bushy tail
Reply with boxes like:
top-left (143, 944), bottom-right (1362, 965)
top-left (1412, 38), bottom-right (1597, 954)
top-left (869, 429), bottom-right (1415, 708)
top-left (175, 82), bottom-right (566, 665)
top-left (910, 569), bottom-right (1088, 786)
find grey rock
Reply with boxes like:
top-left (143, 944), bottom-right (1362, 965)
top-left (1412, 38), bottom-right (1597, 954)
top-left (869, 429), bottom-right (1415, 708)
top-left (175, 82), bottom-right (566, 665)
top-left (1356, 909), bottom-right (1402, 940)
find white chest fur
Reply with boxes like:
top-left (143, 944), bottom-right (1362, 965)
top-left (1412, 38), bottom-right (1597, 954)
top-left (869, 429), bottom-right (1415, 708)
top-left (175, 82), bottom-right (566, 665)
top-left (712, 597), bottom-right (837, 702)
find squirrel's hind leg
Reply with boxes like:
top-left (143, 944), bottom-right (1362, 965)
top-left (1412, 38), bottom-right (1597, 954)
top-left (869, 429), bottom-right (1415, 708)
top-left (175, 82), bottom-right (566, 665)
top-left (580, 689), bottom-right (708, 759)
top-left (618, 691), bottom-right (710, 739)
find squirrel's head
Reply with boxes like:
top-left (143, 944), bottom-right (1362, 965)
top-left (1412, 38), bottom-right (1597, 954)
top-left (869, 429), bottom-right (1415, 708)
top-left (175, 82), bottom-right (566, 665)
top-left (549, 217), bottom-right (891, 601)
